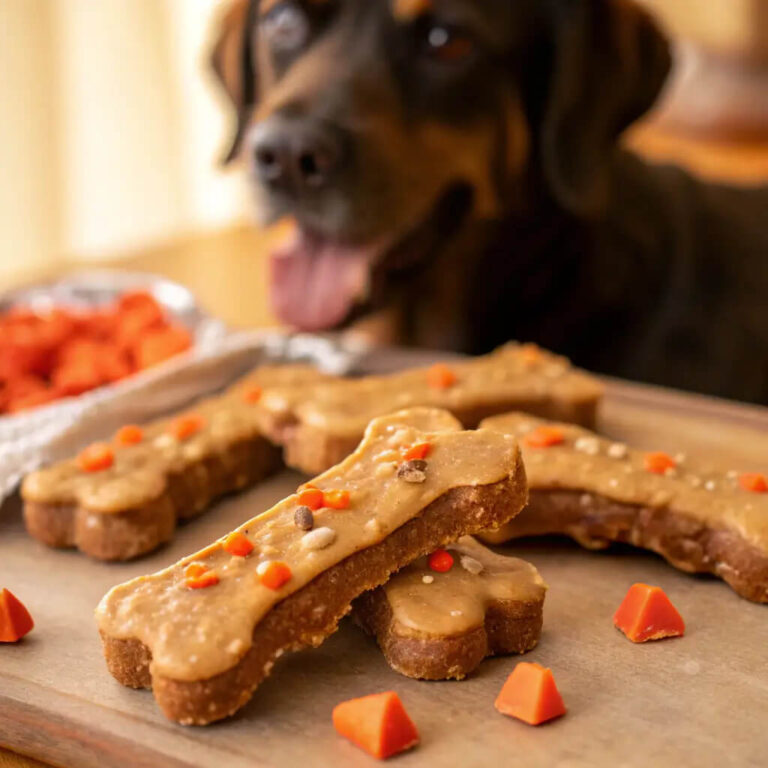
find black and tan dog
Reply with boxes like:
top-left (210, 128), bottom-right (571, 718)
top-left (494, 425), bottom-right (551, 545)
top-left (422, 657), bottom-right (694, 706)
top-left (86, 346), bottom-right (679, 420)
top-left (211, 0), bottom-right (768, 403)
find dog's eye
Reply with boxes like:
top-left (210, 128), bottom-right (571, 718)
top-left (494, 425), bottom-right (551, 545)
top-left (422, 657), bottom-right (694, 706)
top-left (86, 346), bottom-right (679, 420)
top-left (261, 2), bottom-right (310, 53)
top-left (423, 23), bottom-right (474, 63)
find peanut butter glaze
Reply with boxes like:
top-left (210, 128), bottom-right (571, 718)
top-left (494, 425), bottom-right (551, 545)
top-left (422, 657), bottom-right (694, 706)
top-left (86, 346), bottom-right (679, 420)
top-left (96, 408), bottom-right (522, 681)
top-left (383, 537), bottom-right (546, 637)
top-left (480, 413), bottom-right (768, 550)
top-left (259, 343), bottom-right (603, 439)
top-left (21, 365), bottom-right (326, 513)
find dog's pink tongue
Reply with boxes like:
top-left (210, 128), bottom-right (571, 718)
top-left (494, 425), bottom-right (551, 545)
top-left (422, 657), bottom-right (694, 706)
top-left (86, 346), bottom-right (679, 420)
top-left (270, 232), bottom-right (372, 331)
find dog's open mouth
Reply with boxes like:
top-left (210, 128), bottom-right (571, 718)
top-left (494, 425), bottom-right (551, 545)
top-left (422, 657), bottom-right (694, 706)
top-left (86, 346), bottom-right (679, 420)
top-left (268, 185), bottom-right (472, 331)
top-left (269, 228), bottom-right (379, 332)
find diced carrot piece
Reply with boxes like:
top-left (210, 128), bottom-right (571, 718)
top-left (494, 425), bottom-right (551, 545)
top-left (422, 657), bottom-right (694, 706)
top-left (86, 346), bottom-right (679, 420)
top-left (643, 452), bottom-right (677, 475)
top-left (185, 563), bottom-right (207, 579)
top-left (0, 589), bottom-right (34, 643)
top-left (426, 363), bottom-right (457, 390)
top-left (613, 583), bottom-right (685, 643)
top-left (402, 442), bottom-right (431, 461)
top-left (115, 425), bottom-right (144, 446)
top-left (170, 413), bottom-right (205, 441)
top-left (739, 473), bottom-right (768, 493)
top-left (520, 343), bottom-right (542, 364)
top-left (323, 489), bottom-right (351, 509)
top-left (78, 443), bottom-right (114, 473)
top-left (428, 549), bottom-right (454, 573)
top-left (184, 563), bottom-right (219, 589)
top-left (223, 531), bottom-right (254, 557)
top-left (52, 360), bottom-right (103, 397)
top-left (495, 662), bottom-right (567, 726)
top-left (243, 385), bottom-right (263, 404)
top-left (258, 562), bottom-right (292, 590)
top-left (133, 326), bottom-right (192, 370)
top-left (333, 691), bottom-right (419, 760)
top-left (523, 426), bottom-right (565, 449)
top-left (298, 488), bottom-right (324, 510)
top-left (117, 290), bottom-right (161, 315)
top-left (6, 382), bottom-right (57, 414)
top-left (96, 344), bottom-right (132, 382)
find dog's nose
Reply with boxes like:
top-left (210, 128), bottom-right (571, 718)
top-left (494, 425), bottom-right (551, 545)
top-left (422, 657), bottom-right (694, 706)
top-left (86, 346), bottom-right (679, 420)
top-left (252, 119), bottom-right (343, 193)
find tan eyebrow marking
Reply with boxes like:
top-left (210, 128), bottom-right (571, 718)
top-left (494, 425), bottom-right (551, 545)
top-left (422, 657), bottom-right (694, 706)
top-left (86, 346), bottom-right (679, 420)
top-left (392, 0), bottom-right (433, 22)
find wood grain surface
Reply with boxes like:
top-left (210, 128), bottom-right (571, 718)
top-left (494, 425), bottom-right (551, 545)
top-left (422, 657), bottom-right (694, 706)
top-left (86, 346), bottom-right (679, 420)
top-left (1, 350), bottom-right (767, 768)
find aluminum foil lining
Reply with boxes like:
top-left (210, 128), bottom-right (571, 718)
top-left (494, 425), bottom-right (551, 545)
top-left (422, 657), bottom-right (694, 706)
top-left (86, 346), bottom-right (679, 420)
top-left (0, 271), bottom-right (366, 503)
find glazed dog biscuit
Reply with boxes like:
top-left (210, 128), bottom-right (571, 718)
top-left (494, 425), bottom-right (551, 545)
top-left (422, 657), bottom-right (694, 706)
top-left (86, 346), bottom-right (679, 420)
top-left (257, 343), bottom-right (603, 475)
top-left (96, 408), bottom-right (528, 724)
top-left (22, 365), bottom-right (326, 561)
top-left (480, 413), bottom-right (768, 603)
top-left (354, 537), bottom-right (546, 680)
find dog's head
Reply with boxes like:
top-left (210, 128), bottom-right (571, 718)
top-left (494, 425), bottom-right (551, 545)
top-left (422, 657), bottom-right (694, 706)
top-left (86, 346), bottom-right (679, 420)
top-left (211, 0), bottom-right (670, 331)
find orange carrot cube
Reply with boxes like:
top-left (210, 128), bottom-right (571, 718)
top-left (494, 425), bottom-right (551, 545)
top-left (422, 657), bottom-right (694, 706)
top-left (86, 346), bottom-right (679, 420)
top-left (402, 442), bottom-right (431, 461)
top-left (643, 452), bottom-right (677, 475)
top-left (426, 363), bottom-right (457, 390)
top-left (613, 583), bottom-right (685, 642)
top-left (523, 426), bottom-right (565, 449)
top-left (258, 561), bottom-right (292, 591)
top-left (78, 443), bottom-right (114, 473)
top-left (223, 531), bottom-right (254, 557)
top-left (495, 662), bottom-right (567, 726)
top-left (333, 691), bottom-right (419, 760)
top-left (739, 473), bottom-right (768, 494)
top-left (297, 488), bottom-right (324, 510)
top-left (0, 589), bottom-right (34, 643)
top-left (115, 425), bottom-right (144, 446)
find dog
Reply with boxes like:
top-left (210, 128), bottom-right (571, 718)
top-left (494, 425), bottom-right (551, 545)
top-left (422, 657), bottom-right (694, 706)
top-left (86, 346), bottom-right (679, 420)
top-left (211, 0), bottom-right (768, 404)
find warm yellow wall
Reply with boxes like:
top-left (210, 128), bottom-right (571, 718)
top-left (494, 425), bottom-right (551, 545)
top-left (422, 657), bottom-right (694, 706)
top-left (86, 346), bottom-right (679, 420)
top-left (0, 0), bottom-right (250, 280)
top-left (0, 1), bottom-right (61, 278)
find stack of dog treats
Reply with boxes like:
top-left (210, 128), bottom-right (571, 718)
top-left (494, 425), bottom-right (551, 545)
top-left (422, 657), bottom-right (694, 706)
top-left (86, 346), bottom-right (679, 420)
top-left (17, 341), bottom-right (768, 747)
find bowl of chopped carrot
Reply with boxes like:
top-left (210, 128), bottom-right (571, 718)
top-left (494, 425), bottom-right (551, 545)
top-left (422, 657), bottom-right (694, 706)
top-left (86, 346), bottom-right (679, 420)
top-left (0, 271), bottom-right (223, 417)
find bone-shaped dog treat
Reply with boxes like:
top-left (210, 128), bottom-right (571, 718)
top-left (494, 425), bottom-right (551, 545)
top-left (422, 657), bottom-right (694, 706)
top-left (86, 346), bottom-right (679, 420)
top-left (354, 537), bottom-right (546, 680)
top-left (479, 413), bottom-right (768, 603)
top-left (96, 408), bottom-right (527, 725)
top-left (256, 343), bottom-right (603, 475)
top-left (21, 365), bottom-right (328, 561)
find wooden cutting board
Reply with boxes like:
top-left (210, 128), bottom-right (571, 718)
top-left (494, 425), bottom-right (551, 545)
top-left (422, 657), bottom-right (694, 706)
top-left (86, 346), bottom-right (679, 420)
top-left (1, 352), bottom-right (767, 768)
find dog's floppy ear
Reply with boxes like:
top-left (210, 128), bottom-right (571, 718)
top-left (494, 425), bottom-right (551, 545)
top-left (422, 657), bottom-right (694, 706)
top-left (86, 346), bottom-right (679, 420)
top-left (540, 0), bottom-right (671, 217)
top-left (210, 0), bottom-right (257, 163)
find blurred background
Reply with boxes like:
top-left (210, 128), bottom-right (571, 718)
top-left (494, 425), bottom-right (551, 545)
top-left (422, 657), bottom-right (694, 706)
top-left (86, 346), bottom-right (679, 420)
top-left (1, 0), bottom-right (768, 325)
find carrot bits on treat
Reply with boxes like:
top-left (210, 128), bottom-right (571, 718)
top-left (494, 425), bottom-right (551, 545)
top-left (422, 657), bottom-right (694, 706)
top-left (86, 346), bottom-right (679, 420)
top-left (324, 489), bottom-right (351, 510)
top-left (523, 426), bottom-right (564, 449)
top-left (495, 662), bottom-right (566, 726)
top-left (428, 549), bottom-right (454, 573)
top-left (643, 452), bottom-right (677, 475)
top-left (402, 442), bottom-right (431, 461)
top-left (78, 442), bottom-right (114, 473)
top-left (223, 531), bottom-right (254, 557)
top-left (333, 691), bottom-right (419, 760)
top-left (170, 413), bottom-right (205, 441)
top-left (0, 589), bottom-right (34, 643)
top-left (298, 488), bottom-right (325, 510)
top-left (184, 563), bottom-right (219, 590)
top-left (243, 384), bottom-right (263, 404)
top-left (739, 472), bottom-right (768, 493)
top-left (297, 487), bottom-right (351, 510)
top-left (258, 561), bottom-right (292, 590)
top-left (426, 363), bottom-right (457, 390)
top-left (115, 424), bottom-right (144, 446)
top-left (614, 583), bottom-right (685, 643)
